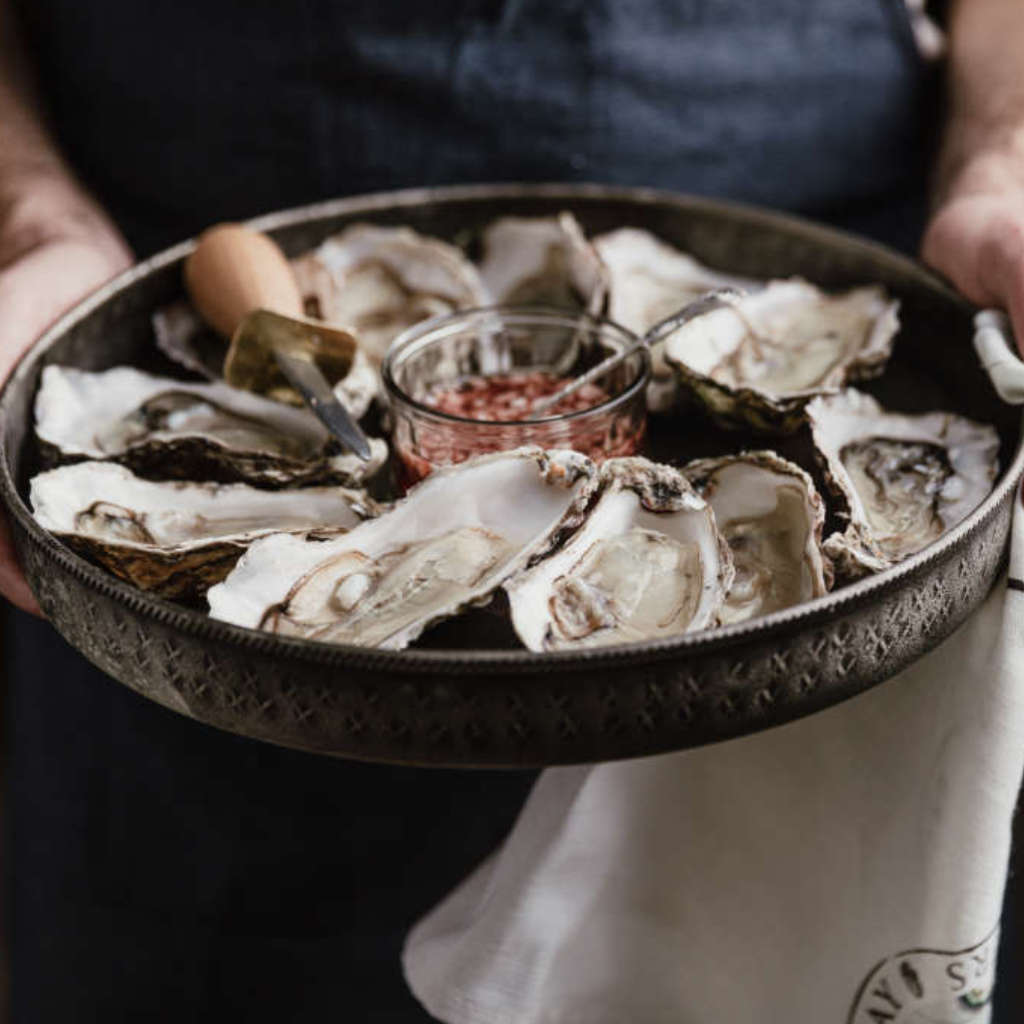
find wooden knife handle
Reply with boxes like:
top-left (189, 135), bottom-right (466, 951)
top-left (184, 223), bottom-right (304, 338)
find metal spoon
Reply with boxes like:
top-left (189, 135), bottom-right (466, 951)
top-left (185, 223), bottom-right (373, 460)
top-left (527, 288), bottom-right (744, 417)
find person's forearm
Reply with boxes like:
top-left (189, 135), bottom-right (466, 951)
top-left (0, 0), bottom-right (71, 190)
top-left (933, 0), bottom-right (1024, 202)
top-left (0, 1), bottom-right (129, 616)
top-left (920, 0), bottom-right (1024, 335)
top-left (0, 0), bottom-right (127, 281)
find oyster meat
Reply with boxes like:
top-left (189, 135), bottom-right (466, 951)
top-left (293, 224), bottom-right (488, 365)
top-left (207, 448), bottom-right (594, 649)
top-left (662, 280), bottom-right (899, 432)
top-left (505, 457), bottom-right (733, 651)
top-left (807, 389), bottom-right (999, 578)
top-left (477, 212), bottom-right (608, 314)
top-left (684, 451), bottom-right (831, 625)
top-left (594, 227), bottom-right (756, 411)
top-left (35, 365), bottom-right (387, 488)
top-left (31, 461), bottom-right (371, 598)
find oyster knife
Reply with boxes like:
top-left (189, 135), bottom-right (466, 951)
top-left (184, 222), bottom-right (372, 460)
top-left (270, 345), bottom-right (372, 460)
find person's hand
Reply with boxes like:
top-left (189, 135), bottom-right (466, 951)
top-left (0, 172), bottom-right (132, 614)
top-left (922, 143), bottom-right (1024, 350)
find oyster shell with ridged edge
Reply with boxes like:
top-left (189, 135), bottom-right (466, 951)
top-left (594, 227), bottom-right (756, 411)
top-left (477, 212), bottom-right (608, 315)
top-left (155, 223), bottom-right (487, 406)
top-left (807, 389), bottom-right (999, 579)
top-left (34, 365), bottom-right (387, 488)
top-left (294, 223), bottom-right (489, 366)
top-left (683, 451), bottom-right (831, 625)
top-left (30, 461), bottom-right (373, 599)
top-left (207, 447), bottom-right (594, 649)
top-left (504, 456), bottom-right (733, 651)
top-left (662, 280), bottom-right (899, 432)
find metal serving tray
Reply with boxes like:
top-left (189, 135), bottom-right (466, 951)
top-left (2, 184), bottom-right (1021, 766)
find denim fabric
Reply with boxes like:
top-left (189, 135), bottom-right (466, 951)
top-left (17, 0), bottom-right (935, 255)
top-left (8, 2), bottom-right (940, 1020)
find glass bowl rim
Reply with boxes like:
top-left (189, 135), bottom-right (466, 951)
top-left (382, 304), bottom-right (652, 428)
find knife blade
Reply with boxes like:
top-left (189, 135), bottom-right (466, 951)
top-left (271, 347), bottom-right (373, 461)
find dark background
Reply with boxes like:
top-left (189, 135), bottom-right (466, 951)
top-left (998, 815), bottom-right (1023, 1019)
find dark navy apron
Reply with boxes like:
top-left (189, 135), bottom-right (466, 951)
top-left (7, 2), bottom-right (938, 1020)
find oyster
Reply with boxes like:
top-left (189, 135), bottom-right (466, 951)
top-left (331, 348), bottom-right (379, 421)
top-left (662, 280), bottom-right (899, 432)
top-left (594, 227), bottom-right (756, 411)
top-left (807, 390), bottom-right (999, 579)
top-left (152, 300), bottom-right (223, 379)
top-left (683, 451), bottom-right (831, 625)
top-left (207, 448), bottom-right (594, 649)
top-left (293, 224), bottom-right (488, 365)
top-left (595, 228), bottom-right (756, 331)
top-left (505, 457), bottom-right (733, 651)
top-left (477, 212), bottom-right (608, 314)
top-left (35, 365), bottom-right (387, 488)
top-left (30, 461), bottom-right (371, 599)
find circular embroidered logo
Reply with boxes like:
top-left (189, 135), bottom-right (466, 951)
top-left (847, 928), bottom-right (998, 1023)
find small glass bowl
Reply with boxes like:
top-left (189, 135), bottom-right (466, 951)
top-left (383, 307), bottom-right (650, 486)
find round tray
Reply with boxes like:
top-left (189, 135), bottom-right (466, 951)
top-left (3, 184), bottom-right (1021, 767)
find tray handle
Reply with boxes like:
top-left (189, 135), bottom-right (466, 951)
top-left (974, 310), bottom-right (1024, 404)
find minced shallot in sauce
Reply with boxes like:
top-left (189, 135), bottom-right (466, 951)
top-left (393, 371), bottom-right (644, 486)
top-left (425, 371), bottom-right (607, 421)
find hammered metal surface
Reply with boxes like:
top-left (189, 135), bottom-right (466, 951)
top-left (3, 185), bottom-right (1021, 766)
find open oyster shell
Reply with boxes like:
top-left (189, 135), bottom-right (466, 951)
top-left (504, 457), bottom-right (733, 651)
top-left (30, 461), bottom-right (372, 599)
top-left (35, 365), bottom-right (387, 488)
top-left (156, 223), bottom-right (486, 401)
top-left (152, 300), bottom-right (222, 379)
top-left (293, 224), bottom-right (488, 365)
top-left (207, 448), bottom-right (594, 649)
top-left (662, 280), bottom-right (899, 432)
top-left (594, 228), bottom-right (755, 411)
top-left (477, 212), bottom-right (608, 314)
top-left (683, 451), bottom-right (831, 625)
top-left (807, 390), bottom-right (999, 579)
top-left (595, 228), bottom-right (756, 331)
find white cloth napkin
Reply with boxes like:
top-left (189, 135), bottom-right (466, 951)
top-left (403, 500), bottom-right (1024, 1024)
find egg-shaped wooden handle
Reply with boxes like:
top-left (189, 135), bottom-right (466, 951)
top-left (184, 223), bottom-right (304, 338)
